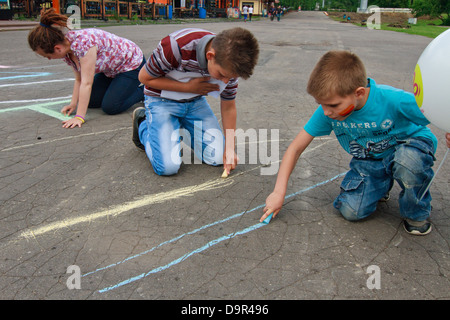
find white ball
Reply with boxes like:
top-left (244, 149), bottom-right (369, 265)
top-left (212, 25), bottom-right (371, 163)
top-left (413, 29), bottom-right (450, 132)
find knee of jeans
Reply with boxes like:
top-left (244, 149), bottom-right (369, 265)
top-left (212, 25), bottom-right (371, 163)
top-left (392, 161), bottom-right (429, 189)
top-left (337, 202), bottom-right (361, 221)
top-left (148, 151), bottom-right (181, 176)
top-left (393, 143), bottom-right (433, 177)
top-left (152, 162), bottom-right (180, 176)
top-left (335, 196), bottom-right (372, 222)
top-left (203, 150), bottom-right (223, 166)
top-left (201, 143), bottom-right (224, 166)
top-left (101, 104), bottom-right (122, 115)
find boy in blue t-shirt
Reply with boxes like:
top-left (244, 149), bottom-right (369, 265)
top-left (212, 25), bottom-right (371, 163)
top-left (260, 50), bottom-right (449, 235)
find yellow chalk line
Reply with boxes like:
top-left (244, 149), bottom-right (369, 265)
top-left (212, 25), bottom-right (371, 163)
top-left (20, 178), bottom-right (235, 239)
top-left (18, 138), bottom-right (335, 240)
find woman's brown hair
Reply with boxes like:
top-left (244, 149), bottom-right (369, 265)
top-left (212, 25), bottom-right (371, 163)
top-left (28, 8), bottom-right (68, 54)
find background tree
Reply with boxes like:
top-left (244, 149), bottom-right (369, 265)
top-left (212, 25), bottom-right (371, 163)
top-left (289, 0), bottom-right (412, 11)
top-left (411, 0), bottom-right (450, 25)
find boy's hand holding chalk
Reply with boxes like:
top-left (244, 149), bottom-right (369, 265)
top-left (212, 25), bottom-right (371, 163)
top-left (262, 212), bottom-right (274, 224)
top-left (260, 208), bottom-right (276, 224)
top-left (260, 191), bottom-right (285, 223)
top-left (221, 168), bottom-right (229, 178)
top-left (222, 151), bottom-right (238, 179)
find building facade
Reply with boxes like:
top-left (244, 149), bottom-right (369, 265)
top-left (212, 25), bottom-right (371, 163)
top-left (8, 0), bottom-right (269, 18)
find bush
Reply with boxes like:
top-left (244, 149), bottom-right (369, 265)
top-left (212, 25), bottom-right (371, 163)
top-left (442, 16), bottom-right (450, 26)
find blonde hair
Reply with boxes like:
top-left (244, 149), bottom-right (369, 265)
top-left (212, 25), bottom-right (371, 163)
top-left (307, 51), bottom-right (367, 99)
top-left (28, 8), bottom-right (68, 54)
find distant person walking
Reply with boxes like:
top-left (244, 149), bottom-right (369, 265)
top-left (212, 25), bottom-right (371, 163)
top-left (242, 5), bottom-right (248, 22)
top-left (276, 6), bottom-right (282, 21)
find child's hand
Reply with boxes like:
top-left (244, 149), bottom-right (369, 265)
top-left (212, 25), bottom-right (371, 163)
top-left (188, 77), bottom-right (220, 95)
top-left (222, 150), bottom-right (238, 177)
top-left (62, 117), bottom-right (83, 129)
top-left (260, 191), bottom-right (285, 222)
top-left (446, 133), bottom-right (450, 148)
top-left (61, 104), bottom-right (76, 116)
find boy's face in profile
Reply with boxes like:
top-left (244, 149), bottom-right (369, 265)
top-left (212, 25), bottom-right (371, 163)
top-left (315, 87), bottom-right (368, 121)
top-left (206, 49), bottom-right (238, 84)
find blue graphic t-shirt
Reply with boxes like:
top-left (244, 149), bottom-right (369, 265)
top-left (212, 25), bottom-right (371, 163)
top-left (304, 78), bottom-right (437, 159)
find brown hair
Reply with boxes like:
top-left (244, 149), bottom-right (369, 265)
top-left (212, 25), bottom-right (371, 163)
top-left (28, 8), bottom-right (68, 54)
top-left (307, 50), bottom-right (367, 99)
top-left (211, 27), bottom-right (259, 80)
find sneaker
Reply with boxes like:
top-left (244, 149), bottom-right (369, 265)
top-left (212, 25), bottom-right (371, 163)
top-left (132, 107), bottom-right (146, 151)
top-left (403, 219), bottom-right (432, 236)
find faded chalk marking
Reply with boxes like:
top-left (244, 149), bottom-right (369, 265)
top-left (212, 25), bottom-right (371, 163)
top-left (0, 78), bottom-right (75, 88)
top-left (96, 171), bottom-right (347, 293)
top-left (0, 70), bottom-right (72, 120)
top-left (27, 101), bottom-right (71, 120)
top-left (0, 71), bottom-right (52, 81)
top-left (1, 127), bottom-right (130, 152)
top-left (0, 96), bottom-right (72, 104)
top-left (10, 64), bottom-right (62, 70)
top-left (0, 99), bottom-right (71, 120)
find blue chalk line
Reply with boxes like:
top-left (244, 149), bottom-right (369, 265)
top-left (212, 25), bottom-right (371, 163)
top-left (0, 71), bottom-right (52, 81)
top-left (96, 171), bottom-right (347, 293)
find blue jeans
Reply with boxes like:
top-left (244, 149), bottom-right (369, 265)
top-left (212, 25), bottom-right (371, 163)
top-left (88, 58), bottom-right (145, 115)
top-left (139, 96), bottom-right (224, 176)
top-left (334, 138), bottom-right (435, 222)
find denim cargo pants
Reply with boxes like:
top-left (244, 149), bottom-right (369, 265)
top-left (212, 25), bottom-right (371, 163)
top-left (334, 137), bottom-right (435, 222)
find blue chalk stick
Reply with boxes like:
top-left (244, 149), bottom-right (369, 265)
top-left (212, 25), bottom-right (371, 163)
top-left (262, 212), bottom-right (274, 224)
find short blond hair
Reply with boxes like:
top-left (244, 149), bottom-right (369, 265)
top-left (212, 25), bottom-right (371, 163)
top-left (307, 51), bottom-right (367, 99)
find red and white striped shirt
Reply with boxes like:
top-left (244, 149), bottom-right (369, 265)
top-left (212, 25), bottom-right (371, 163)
top-left (144, 28), bottom-right (238, 100)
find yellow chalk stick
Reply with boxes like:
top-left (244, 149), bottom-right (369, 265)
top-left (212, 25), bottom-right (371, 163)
top-left (221, 169), bottom-right (229, 178)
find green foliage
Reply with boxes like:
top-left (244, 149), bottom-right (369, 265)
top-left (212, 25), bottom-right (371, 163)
top-left (369, 0), bottom-right (411, 8)
top-left (444, 15), bottom-right (450, 26)
top-left (412, 0), bottom-right (450, 25)
top-left (382, 16), bottom-right (448, 38)
top-left (280, 0), bottom-right (449, 26)
top-left (283, 0), bottom-right (413, 11)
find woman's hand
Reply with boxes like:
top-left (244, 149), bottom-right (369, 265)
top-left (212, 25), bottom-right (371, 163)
top-left (61, 104), bottom-right (77, 116)
top-left (62, 116), bottom-right (84, 129)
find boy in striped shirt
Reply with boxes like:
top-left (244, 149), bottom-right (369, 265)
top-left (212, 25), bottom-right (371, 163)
top-left (133, 28), bottom-right (259, 176)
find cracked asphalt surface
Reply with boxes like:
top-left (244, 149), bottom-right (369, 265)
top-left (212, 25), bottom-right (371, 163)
top-left (0, 11), bottom-right (448, 301)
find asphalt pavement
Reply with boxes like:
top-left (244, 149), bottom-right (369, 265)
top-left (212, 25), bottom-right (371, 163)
top-left (0, 11), bottom-right (448, 303)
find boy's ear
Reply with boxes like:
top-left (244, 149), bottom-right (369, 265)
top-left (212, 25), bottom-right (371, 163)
top-left (354, 87), bottom-right (366, 98)
top-left (206, 49), bottom-right (215, 61)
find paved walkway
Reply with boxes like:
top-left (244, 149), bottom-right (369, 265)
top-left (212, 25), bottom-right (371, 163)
top-left (0, 20), bottom-right (38, 31)
top-left (0, 11), bottom-right (448, 303)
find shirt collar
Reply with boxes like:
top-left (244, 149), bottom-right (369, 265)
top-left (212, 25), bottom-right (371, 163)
top-left (196, 34), bottom-right (215, 70)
